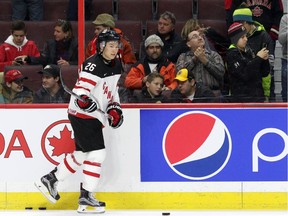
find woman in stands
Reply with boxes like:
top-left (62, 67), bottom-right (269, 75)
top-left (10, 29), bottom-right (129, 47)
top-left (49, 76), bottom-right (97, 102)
top-left (17, 19), bottom-right (78, 67)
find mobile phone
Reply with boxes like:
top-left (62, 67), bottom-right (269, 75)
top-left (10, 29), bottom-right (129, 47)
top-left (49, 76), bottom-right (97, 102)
top-left (15, 59), bottom-right (23, 64)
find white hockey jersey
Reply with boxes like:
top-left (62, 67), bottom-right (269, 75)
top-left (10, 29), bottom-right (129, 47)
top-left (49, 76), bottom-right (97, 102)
top-left (68, 54), bottom-right (122, 126)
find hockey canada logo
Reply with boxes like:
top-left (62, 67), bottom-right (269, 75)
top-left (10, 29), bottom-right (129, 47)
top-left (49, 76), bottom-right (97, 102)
top-left (41, 120), bottom-right (75, 165)
top-left (162, 111), bottom-right (232, 180)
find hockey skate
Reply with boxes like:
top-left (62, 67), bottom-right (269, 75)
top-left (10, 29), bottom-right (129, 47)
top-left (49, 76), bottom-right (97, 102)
top-left (34, 168), bottom-right (60, 204)
top-left (77, 183), bottom-right (106, 214)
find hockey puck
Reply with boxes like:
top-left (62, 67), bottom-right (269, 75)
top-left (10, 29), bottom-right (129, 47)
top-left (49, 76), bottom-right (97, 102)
top-left (25, 207), bottom-right (33, 210)
top-left (162, 213), bottom-right (170, 215)
top-left (38, 207), bottom-right (47, 210)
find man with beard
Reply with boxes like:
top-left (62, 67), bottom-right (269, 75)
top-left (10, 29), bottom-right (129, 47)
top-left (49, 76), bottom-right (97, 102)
top-left (125, 34), bottom-right (176, 95)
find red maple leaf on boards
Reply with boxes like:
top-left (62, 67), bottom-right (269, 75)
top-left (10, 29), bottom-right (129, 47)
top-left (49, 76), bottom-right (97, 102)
top-left (48, 125), bottom-right (75, 156)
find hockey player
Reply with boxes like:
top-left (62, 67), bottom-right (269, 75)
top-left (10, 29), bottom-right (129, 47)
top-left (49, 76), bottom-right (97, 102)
top-left (35, 30), bottom-right (124, 213)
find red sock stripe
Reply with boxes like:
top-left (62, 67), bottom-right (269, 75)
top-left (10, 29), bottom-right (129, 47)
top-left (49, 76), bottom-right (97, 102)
top-left (64, 157), bottom-right (76, 173)
top-left (83, 170), bottom-right (100, 178)
top-left (83, 160), bottom-right (101, 167)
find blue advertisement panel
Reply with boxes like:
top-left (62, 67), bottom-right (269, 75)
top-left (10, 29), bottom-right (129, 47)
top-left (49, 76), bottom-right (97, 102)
top-left (140, 108), bottom-right (288, 181)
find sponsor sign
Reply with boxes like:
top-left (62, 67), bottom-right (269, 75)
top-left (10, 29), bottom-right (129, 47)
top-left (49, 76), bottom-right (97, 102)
top-left (140, 108), bottom-right (288, 181)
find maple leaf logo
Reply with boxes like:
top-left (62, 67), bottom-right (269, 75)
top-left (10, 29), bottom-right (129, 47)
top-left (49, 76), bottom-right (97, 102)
top-left (48, 126), bottom-right (75, 157)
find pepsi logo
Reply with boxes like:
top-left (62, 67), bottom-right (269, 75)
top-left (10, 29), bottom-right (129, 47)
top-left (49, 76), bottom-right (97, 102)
top-left (162, 111), bottom-right (232, 180)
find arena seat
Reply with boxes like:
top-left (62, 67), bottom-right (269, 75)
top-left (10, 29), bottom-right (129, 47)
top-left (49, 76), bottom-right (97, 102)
top-left (197, 0), bottom-right (226, 20)
top-left (115, 0), bottom-right (154, 21)
top-left (4, 65), bottom-right (43, 92)
top-left (0, 0), bottom-right (12, 21)
top-left (43, 0), bottom-right (69, 21)
top-left (156, 0), bottom-right (193, 21)
top-left (59, 65), bottom-right (79, 90)
top-left (115, 20), bottom-right (144, 56)
top-left (90, 0), bottom-right (114, 21)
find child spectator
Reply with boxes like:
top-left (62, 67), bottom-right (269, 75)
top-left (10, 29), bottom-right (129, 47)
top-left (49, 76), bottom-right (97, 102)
top-left (226, 22), bottom-right (270, 103)
top-left (1, 69), bottom-right (33, 103)
top-left (0, 20), bottom-right (40, 72)
top-left (130, 73), bottom-right (167, 103)
top-left (33, 64), bottom-right (70, 103)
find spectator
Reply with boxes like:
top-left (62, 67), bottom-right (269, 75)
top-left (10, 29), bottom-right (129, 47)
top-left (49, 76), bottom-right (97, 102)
top-left (130, 73), bottom-right (168, 103)
top-left (228, 0), bottom-right (284, 101)
top-left (85, 13), bottom-right (137, 103)
top-left (33, 64), bottom-right (70, 103)
top-left (170, 68), bottom-right (217, 103)
top-left (176, 30), bottom-right (225, 98)
top-left (0, 20), bottom-right (40, 72)
top-left (17, 20), bottom-right (78, 67)
top-left (85, 13), bottom-right (136, 68)
top-left (67, 0), bottom-right (93, 21)
top-left (125, 34), bottom-right (177, 94)
top-left (226, 22), bottom-right (270, 103)
top-left (141, 11), bottom-right (188, 63)
top-left (278, 14), bottom-right (287, 102)
top-left (233, 6), bottom-right (274, 101)
top-left (12, 0), bottom-right (43, 21)
top-left (1, 69), bottom-right (33, 103)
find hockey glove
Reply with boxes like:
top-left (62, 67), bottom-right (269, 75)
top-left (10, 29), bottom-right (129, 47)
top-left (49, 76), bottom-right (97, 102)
top-left (75, 95), bottom-right (97, 112)
top-left (106, 102), bottom-right (123, 129)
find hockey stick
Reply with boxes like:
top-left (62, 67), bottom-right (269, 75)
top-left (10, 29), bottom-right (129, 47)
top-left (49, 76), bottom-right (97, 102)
top-left (59, 68), bottom-right (111, 119)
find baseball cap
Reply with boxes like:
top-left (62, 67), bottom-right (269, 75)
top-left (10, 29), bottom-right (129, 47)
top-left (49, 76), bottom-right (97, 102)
top-left (5, 69), bottom-right (28, 83)
top-left (144, 34), bottom-right (164, 48)
top-left (228, 22), bottom-right (247, 45)
top-left (38, 64), bottom-right (60, 77)
top-left (92, 13), bottom-right (115, 28)
top-left (233, 7), bottom-right (253, 23)
top-left (175, 68), bottom-right (194, 81)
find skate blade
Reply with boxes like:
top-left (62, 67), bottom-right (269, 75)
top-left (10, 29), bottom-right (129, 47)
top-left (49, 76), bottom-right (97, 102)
top-left (34, 181), bottom-right (57, 204)
top-left (77, 205), bottom-right (105, 214)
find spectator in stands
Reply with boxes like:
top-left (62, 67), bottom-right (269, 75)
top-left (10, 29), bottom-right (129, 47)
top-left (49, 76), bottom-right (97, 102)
top-left (33, 64), bottom-right (70, 103)
top-left (226, 22), bottom-right (270, 103)
top-left (176, 30), bottom-right (225, 98)
top-left (0, 20), bottom-right (40, 72)
top-left (233, 6), bottom-right (274, 102)
top-left (85, 13), bottom-right (137, 103)
top-left (17, 19), bottom-right (78, 67)
top-left (85, 13), bottom-right (136, 68)
top-left (278, 14), bottom-right (287, 102)
top-left (141, 11), bottom-right (188, 63)
top-left (67, 0), bottom-right (92, 21)
top-left (228, 1), bottom-right (284, 101)
top-left (0, 69), bottom-right (33, 103)
top-left (170, 68), bottom-right (217, 103)
top-left (130, 73), bottom-right (168, 103)
top-left (125, 34), bottom-right (177, 94)
top-left (12, 0), bottom-right (43, 21)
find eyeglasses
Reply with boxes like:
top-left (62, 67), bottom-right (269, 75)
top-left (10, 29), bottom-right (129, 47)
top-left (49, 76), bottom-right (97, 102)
top-left (187, 33), bottom-right (204, 41)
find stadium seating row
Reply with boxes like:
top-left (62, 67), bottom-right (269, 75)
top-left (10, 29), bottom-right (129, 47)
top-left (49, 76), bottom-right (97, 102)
top-left (0, 0), bottom-right (226, 22)
top-left (2, 65), bottom-right (79, 92)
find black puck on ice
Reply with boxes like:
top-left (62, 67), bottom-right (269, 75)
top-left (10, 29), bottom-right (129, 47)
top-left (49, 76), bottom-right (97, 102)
top-left (25, 207), bottom-right (33, 210)
top-left (39, 207), bottom-right (47, 210)
top-left (162, 213), bottom-right (170, 215)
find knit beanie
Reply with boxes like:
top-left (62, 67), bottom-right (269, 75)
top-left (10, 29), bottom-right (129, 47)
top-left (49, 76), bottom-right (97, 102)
top-left (144, 34), bottom-right (164, 48)
top-left (92, 13), bottom-right (115, 28)
top-left (233, 7), bottom-right (253, 23)
top-left (228, 22), bottom-right (247, 45)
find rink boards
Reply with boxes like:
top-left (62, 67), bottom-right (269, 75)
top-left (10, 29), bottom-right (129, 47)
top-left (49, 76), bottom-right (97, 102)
top-left (0, 104), bottom-right (287, 210)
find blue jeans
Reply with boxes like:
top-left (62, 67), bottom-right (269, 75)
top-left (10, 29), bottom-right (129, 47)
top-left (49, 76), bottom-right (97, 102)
top-left (12, 0), bottom-right (43, 21)
top-left (281, 58), bottom-right (287, 102)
